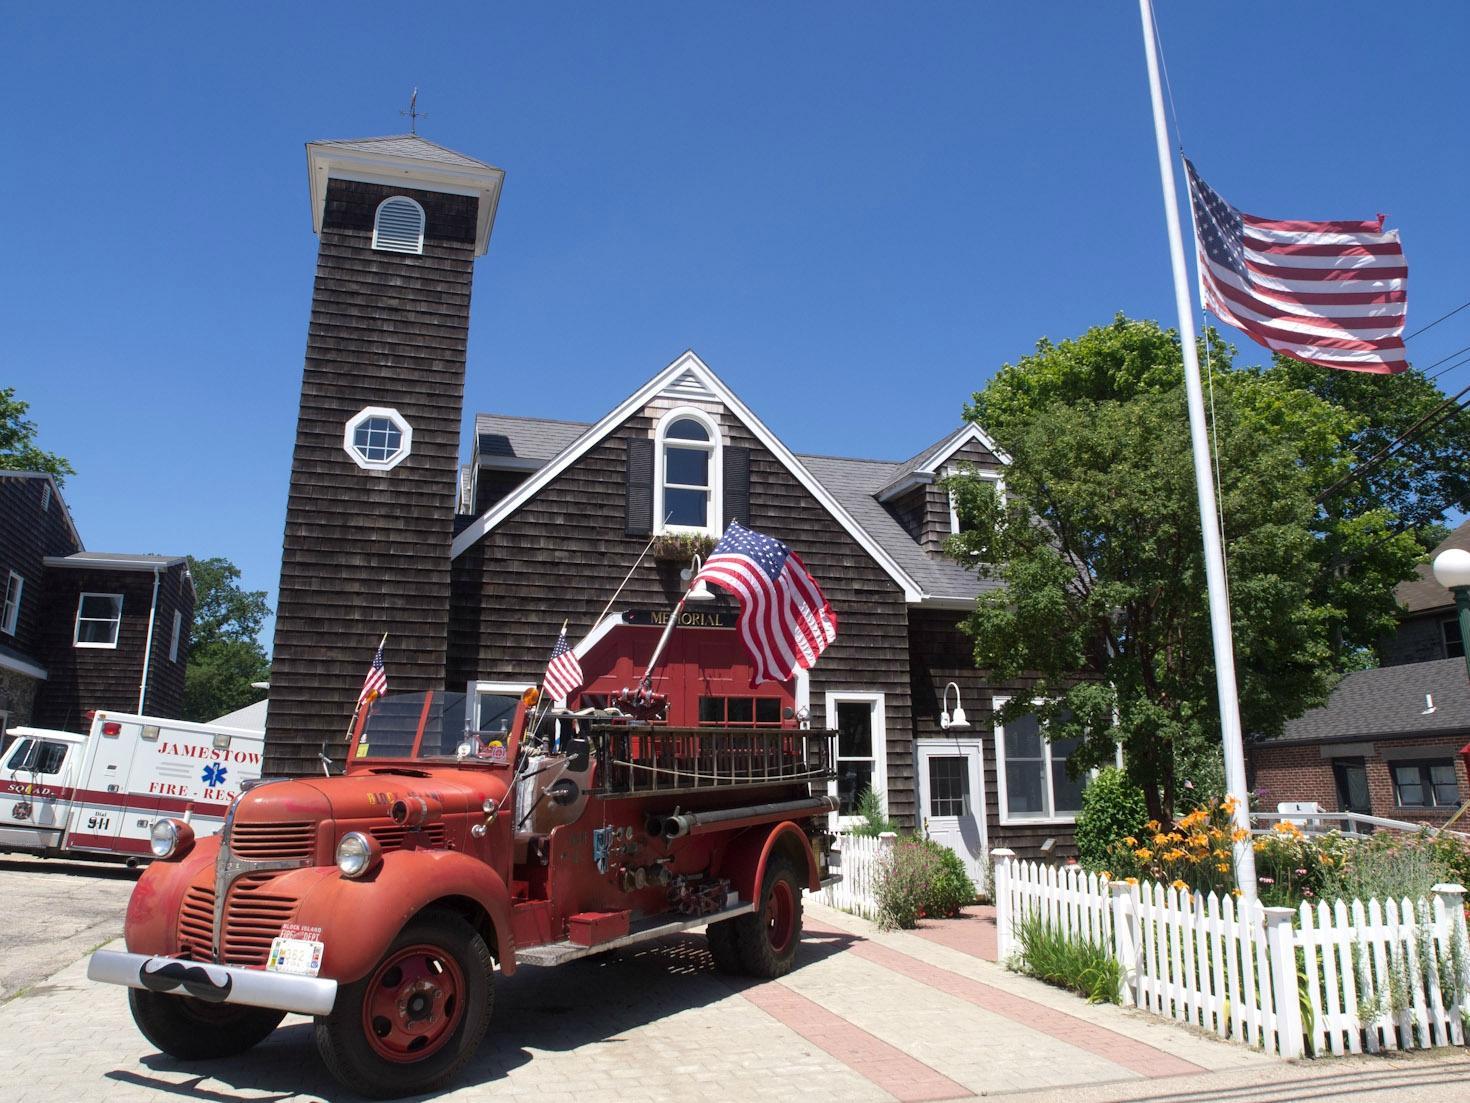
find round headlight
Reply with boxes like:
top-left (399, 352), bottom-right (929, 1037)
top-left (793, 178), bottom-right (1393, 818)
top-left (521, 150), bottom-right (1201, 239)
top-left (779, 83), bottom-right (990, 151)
top-left (336, 831), bottom-right (379, 879)
top-left (149, 818), bottom-right (193, 859)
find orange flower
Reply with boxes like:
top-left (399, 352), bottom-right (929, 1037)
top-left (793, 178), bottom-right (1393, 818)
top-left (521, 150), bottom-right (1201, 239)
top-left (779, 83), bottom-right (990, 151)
top-left (1170, 879), bottom-right (1189, 891)
top-left (1122, 836), bottom-right (1137, 847)
top-left (1153, 833), bottom-right (1171, 847)
top-left (1146, 820), bottom-right (1160, 832)
top-left (1135, 848), bottom-right (1153, 861)
top-left (1189, 834), bottom-right (1210, 849)
top-left (1163, 848), bottom-right (1186, 862)
top-left (1231, 829), bottom-right (1249, 843)
top-left (1216, 862), bottom-right (1230, 873)
top-left (1125, 876), bottom-right (1139, 885)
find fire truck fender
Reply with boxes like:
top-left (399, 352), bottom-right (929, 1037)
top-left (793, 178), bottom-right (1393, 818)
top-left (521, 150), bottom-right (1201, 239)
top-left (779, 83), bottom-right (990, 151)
top-left (722, 820), bottom-right (820, 901)
top-left (123, 836), bottom-right (222, 956)
top-left (293, 849), bottom-right (518, 984)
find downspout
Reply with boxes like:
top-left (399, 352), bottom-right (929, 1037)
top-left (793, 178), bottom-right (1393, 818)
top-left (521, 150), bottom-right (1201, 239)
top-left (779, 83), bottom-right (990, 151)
top-left (137, 566), bottom-right (161, 713)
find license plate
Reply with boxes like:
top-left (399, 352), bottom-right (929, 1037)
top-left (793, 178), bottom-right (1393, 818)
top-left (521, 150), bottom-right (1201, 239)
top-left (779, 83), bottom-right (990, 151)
top-left (266, 936), bottom-right (325, 977)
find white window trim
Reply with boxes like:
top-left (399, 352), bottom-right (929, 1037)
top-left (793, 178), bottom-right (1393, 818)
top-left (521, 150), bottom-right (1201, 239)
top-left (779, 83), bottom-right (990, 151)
top-left (74, 592), bottom-right (123, 650)
top-left (344, 406), bottom-right (414, 472)
top-left (653, 406), bottom-right (722, 537)
top-left (947, 469), bottom-right (1006, 535)
top-left (469, 680), bottom-right (536, 724)
top-left (1, 572), bottom-right (21, 636)
top-left (169, 609), bottom-right (182, 663)
top-left (371, 195), bottom-right (426, 255)
top-left (993, 695), bottom-right (1088, 826)
top-left (826, 691), bottom-right (887, 829)
top-left (40, 483), bottom-right (51, 512)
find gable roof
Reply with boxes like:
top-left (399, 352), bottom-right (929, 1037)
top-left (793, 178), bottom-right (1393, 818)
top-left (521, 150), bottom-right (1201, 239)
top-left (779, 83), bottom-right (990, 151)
top-left (1268, 656), bottom-right (1470, 745)
top-left (1394, 521), bottom-right (1470, 616)
top-left (311, 134), bottom-right (501, 170)
top-left (875, 423), bottom-right (1009, 502)
top-left (455, 356), bottom-right (996, 605)
top-left (453, 352), bottom-right (942, 600)
top-left (0, 470), bottom-right (83, 551)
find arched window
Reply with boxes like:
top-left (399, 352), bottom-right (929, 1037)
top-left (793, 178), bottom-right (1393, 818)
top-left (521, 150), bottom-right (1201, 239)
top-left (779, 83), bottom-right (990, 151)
top-left (372, 196), bottom-right (426, 254)
top-left (654, 408), bottom-right (721, 534)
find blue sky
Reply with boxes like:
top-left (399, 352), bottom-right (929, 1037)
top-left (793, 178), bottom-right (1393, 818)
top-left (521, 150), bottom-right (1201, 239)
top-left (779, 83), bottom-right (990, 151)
top-left (5, 3), bottom-right (1468, 647)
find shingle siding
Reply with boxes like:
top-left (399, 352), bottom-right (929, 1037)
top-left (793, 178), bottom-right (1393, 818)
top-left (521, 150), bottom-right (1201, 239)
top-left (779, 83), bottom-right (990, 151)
top-left (0, 475), bottom-right (80, 664)
top-left (265, 178), bottom-right (479, 776)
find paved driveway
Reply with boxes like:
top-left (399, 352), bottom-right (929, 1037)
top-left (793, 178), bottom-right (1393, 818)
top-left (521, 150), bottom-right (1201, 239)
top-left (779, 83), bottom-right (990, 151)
top-left (2, 869), bottom-right (1468, 1102)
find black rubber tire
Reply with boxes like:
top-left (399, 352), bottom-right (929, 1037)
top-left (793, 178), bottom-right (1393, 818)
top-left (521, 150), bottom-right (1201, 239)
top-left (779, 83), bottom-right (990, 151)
top-left (732, 856), bottom-right (804, 979)
top-left (128, 987), bottom-right (285, 1060)
top-left (315, 909), bottom-right (494, 1100)
top-left (705, 916), bottom-right (742, 974)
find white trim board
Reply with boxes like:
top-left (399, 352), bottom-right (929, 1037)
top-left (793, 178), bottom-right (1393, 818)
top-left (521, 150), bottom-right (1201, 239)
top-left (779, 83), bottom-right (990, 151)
top-left (0, 650), bottom-right (47, 680)
top-left (875, 423), bottom-right (1010, 503)
top-left (826, 690), bottom-right (888, 830)
top-left (450, 351), bottom-right (924, 602)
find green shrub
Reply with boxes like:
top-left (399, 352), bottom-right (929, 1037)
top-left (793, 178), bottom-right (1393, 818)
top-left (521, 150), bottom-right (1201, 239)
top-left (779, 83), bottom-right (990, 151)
top-left (1074, 767), bottom-right (1148, 872)
top-left (1010, 911), bottom-right (1121, 1004)
top-left (1319, 831), bottom-right (1459, 905)
top-left (874, 837), bottom-right (975, 929)
top-left (848, 786), bottom-right (897, 838)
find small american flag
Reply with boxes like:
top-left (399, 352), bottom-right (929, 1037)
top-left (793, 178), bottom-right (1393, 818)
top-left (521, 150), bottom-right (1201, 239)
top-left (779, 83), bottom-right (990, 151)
top-left (542, 627), bottom-right (584, 701)
top-left (357, 643), bottom-right (387, 707)
top-left (692, 522), bottom-right (837, 686)
top-left (1186, 159), bottom-right (1408, 375)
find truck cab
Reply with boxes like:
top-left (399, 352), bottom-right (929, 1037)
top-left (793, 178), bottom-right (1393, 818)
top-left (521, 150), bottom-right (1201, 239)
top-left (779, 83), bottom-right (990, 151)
top-left (90, 681), bottom-right (837, 1098)
top-left (0, 728), bottom-right (82, 853)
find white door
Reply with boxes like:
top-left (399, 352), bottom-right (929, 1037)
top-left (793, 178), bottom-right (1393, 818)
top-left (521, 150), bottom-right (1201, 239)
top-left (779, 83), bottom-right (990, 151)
top-left (917, 740), bottom-right (988, 892)
top-left (0, 737), bottom-right (73, 840)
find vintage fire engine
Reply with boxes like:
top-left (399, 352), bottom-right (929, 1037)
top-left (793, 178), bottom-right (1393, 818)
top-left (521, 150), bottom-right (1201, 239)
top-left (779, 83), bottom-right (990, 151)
top-left (88, 642), bottom-right (838, 1098)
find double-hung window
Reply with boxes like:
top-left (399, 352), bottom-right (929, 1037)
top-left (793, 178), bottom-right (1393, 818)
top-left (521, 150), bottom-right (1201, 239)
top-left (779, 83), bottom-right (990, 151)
top-left (75, 593), bottom-right (123, 648)
top-left (827, 693), bottom-right (886, 821)
top-left (1, 572), bottom-right (21, 635)
top-left (995, 701), bottom-right (1086, 823)
top-left (1391, 760), bottom-right (1461, 809)
top-left (655, 410), bottom-right (720, 534)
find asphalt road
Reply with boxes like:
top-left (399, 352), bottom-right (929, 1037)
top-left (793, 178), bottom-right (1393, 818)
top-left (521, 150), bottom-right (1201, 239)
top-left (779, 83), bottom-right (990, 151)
top-left (0, 853), bottom-right (137, 1000)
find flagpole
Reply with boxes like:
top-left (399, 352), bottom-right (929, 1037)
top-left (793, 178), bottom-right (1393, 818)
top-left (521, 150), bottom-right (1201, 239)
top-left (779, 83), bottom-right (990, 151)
top-left (1138, 0), bottom-right (1257, 902)
top-left (327, 632), bottom-right (389, 776)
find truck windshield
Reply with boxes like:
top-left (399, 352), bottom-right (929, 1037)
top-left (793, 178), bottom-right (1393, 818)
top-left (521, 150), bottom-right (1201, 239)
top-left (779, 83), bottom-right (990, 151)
top-left (355, 691), bottom-right (470, 760)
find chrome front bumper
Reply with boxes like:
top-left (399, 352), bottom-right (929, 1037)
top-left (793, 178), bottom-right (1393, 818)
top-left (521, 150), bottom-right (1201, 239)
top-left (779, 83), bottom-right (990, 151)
top-left (88, 950), bottom-right (337, 1016)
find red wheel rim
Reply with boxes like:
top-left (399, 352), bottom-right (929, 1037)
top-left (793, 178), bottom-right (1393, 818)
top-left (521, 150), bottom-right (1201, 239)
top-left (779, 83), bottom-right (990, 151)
top-left (765, 879), bottom-right (796, 953)
top-left (361, 944), bottom-right (467, 1064)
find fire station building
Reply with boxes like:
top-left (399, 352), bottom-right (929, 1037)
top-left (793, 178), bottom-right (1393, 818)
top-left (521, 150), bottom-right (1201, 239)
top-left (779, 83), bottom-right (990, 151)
top-left (266, 134), bottom-right (1072, 884)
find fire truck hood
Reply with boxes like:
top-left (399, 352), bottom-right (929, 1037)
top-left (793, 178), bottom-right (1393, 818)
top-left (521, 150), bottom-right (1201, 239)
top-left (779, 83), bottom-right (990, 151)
top-left (296, 770), bottom-right (504, 821)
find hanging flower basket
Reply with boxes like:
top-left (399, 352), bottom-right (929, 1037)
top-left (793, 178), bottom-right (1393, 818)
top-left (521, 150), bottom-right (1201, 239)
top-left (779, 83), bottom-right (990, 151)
top-left (651, 532), bottom-right (717, 562)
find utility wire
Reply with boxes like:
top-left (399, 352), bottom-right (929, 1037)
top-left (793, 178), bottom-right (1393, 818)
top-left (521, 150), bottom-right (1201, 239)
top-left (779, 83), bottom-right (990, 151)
top-left (1429, 353), bottom-right (1470, 385)
top-left (1317, 381), bottom-right (1470, 503)
top-left (1406, 299), bottom-right (1470, 342)
top-left (1419, 343), bottom-right (1470, 377)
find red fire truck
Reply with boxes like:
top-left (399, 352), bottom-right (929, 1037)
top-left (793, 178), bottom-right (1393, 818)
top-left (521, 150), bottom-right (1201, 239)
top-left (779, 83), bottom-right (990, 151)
top-left (88, 626), bottom-right (837, 1098)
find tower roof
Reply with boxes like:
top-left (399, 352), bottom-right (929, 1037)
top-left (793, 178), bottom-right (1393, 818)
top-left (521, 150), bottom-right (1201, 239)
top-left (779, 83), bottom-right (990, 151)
top-left (306, 133), bottom-right (506, 256)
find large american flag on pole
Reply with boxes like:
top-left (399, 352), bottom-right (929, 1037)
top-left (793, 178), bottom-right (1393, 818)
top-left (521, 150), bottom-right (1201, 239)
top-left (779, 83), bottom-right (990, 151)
top-left (691, 522), bottom-right (837, 686)
top-left (542, 627), bottom-right (584, 701)
top-left (1185, 159), bottom-right (1408, 375)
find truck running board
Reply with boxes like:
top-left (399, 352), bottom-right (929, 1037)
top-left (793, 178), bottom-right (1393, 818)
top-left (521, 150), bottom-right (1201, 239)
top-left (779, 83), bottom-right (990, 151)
top-left (516, 900), bottom-right (758, 967)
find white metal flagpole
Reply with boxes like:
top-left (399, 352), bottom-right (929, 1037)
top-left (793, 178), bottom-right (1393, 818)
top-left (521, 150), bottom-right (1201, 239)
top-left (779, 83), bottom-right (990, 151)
top-left (1137, 0), bottom-right (1258, 902)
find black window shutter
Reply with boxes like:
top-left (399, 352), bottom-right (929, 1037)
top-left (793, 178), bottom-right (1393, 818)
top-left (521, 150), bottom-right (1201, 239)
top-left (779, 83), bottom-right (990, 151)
top-left (723, 445), bottom-right (751, 528)
top-left (625, 437), bottom-right (654, 535)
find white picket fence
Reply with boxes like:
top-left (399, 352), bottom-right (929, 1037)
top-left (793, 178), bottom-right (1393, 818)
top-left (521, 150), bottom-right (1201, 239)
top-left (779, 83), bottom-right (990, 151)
top-left (818, 831), bottom-right (892, 920)
top-left (995, 858), bottom-right (1470, 1059)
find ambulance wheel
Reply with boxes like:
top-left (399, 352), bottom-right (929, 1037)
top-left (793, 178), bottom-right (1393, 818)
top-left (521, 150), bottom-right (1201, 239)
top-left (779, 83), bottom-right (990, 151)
top-left (129, 988), bottom-right (285, 1060)
top-left (315, 909), bottom-right (493, 1099)
top-left (704, 916), bottom-right (742, 973)
top-left (733, 856), bottom-right (803, 979)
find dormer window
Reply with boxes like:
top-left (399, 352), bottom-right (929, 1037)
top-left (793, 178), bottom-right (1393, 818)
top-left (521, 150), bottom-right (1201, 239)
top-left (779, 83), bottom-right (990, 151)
top-left (344, 406), bottom-right (413, 471)
top-left (655, 409), bottom-right (721, 534)
top-left (372, 196), bottom-right (426, 255)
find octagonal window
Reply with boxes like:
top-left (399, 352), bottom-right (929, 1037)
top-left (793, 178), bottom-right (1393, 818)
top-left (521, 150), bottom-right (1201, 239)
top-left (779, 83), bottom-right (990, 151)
top-left (343, 406), bottom-right (413, 471)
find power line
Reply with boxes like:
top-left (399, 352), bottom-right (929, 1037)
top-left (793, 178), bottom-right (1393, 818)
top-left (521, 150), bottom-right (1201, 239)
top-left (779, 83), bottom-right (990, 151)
top-left (1419, 343), bottom-right (1470, 376)
top-left (1428, 352), bottom-right (1470, 384)
top-left (1406, 299), bottom-right (1470, 342)
top-left (1317, 381), bottom-right (1470, 504)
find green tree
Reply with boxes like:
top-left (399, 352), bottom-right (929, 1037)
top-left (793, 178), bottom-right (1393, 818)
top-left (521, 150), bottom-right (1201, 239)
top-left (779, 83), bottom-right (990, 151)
top-left (0, 387), bottom-right (74, 483)
top-left (182, 557), bottom-right (270, 722)
top-left (948, 316), bottom-right (1426, 821)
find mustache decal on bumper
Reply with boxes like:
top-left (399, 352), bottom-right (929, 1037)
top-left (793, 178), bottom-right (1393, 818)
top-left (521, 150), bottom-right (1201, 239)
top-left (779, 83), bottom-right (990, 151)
top-left (138, 959), bottom-right (234, 1003)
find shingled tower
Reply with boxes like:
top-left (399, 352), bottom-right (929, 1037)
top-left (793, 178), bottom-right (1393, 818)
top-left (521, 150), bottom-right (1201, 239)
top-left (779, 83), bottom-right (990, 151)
top-left (265, 135), bottom-right (504, 775)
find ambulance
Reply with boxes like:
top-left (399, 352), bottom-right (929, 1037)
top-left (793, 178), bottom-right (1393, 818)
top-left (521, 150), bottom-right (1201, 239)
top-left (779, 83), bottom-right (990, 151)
top-left (0, 710), bottom-right (264, 863)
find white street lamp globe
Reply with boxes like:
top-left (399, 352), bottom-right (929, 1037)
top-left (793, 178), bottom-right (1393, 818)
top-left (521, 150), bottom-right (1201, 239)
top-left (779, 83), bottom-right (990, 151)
top-left (1432, 548), bottom-right (1470, 591)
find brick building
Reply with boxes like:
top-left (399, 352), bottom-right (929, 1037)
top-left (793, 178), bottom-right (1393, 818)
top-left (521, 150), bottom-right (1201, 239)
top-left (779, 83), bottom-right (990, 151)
top-left (1248, 522), bottom-right (1470, 825)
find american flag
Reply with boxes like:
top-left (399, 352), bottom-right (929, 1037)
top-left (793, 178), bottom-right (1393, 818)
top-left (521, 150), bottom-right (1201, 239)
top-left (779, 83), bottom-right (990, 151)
top-left (692, 522), bottom-right (837, 686)
top-left (1186, 159), bottom-right (1408, 375)
top-left (542, 628), bottom-right (584, 701)
top-left (356, 643), bottom-right (387, 707)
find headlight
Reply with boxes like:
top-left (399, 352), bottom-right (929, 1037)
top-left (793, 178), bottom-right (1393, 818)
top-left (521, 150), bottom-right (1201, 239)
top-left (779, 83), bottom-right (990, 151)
top-left (149, 818), bottom-right (194, 859)
top-left (336, 831), bottom-right (380, 879)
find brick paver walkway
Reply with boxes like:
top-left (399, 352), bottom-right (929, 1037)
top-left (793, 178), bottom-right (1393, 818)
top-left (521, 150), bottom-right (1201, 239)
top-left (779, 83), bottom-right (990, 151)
top-left (3, 898), bottom-right (1463, 1101)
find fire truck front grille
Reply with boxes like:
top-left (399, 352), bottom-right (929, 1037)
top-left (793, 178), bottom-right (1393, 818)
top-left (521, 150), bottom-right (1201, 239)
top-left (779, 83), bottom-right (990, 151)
top-left (370, 824), bottom-right (446, 851)
top-left (175, 875), bottom-right (299, 967)
top-left (177, 884), bottom-right (215, 960)
top-left (228, 821), bottom-right (315, 861)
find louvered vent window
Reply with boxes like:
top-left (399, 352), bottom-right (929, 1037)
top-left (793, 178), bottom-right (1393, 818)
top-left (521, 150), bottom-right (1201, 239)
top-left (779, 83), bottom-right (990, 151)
top-left (372, 196), bottom-right (426, 254)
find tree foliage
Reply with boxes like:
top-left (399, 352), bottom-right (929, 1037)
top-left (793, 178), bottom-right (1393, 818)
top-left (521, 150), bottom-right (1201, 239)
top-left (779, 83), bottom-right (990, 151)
top-left (0, 387), bottom-right (74, 484)
top-left (948, 315), bottom-right (1436, 820)
top-left (182, 557), bottom-right (270, 723)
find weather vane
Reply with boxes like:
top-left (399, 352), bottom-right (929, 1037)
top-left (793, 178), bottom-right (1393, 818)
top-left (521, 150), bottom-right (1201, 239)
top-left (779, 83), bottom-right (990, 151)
top-left (400, 88), bottom-right (427, 135)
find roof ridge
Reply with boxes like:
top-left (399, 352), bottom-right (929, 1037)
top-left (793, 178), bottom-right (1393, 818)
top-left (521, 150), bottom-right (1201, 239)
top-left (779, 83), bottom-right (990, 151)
top-left (475, 412), bottom-right (595, 428)
top-left (797, 451), bottom-right (904, 466)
